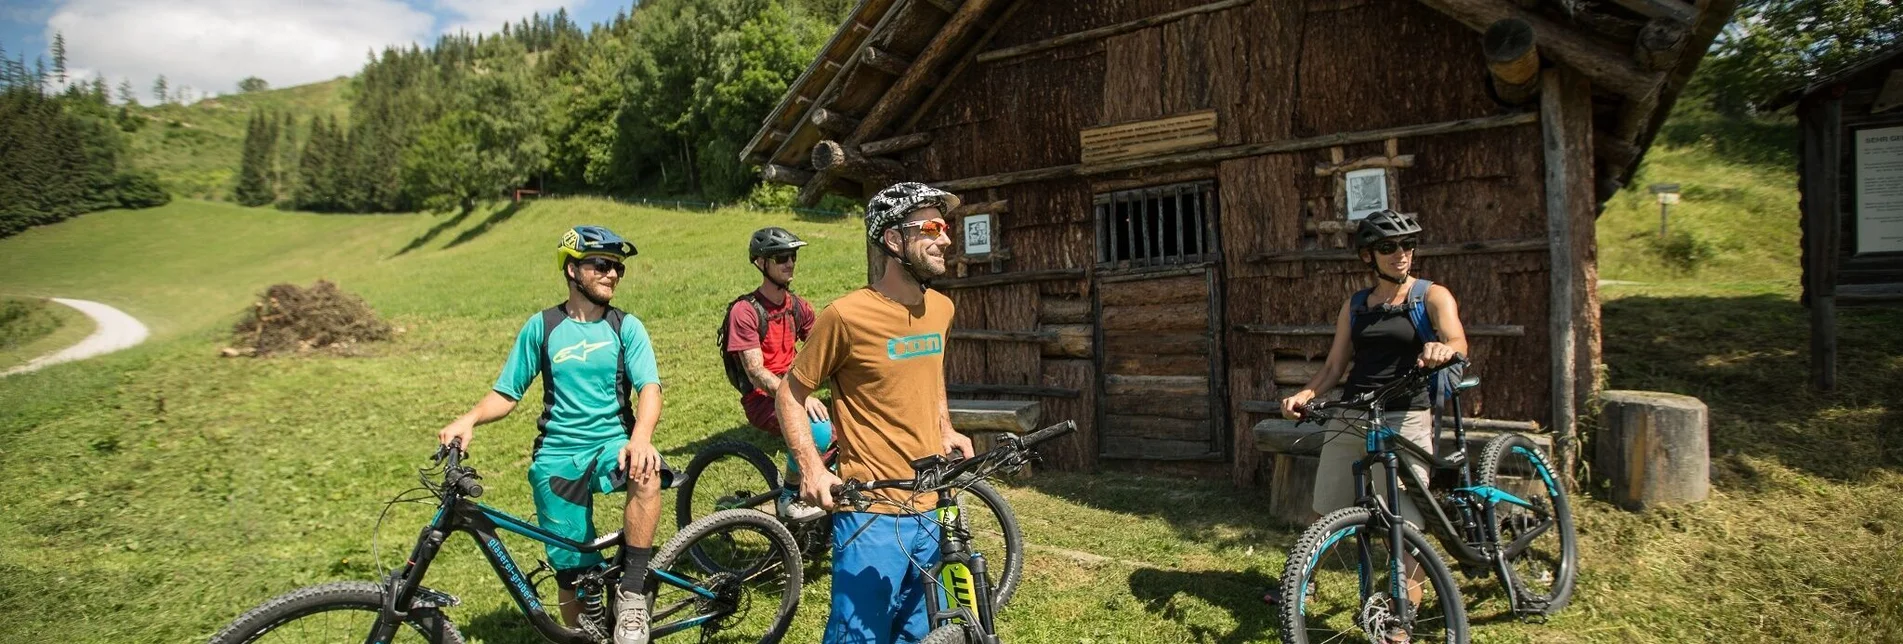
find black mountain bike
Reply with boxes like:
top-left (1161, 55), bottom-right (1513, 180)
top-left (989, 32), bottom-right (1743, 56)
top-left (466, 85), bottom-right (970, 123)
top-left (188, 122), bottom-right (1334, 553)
top-left (1277, 358), bottom-right (1578, 644)
top-left (676, 436), bottom-right (1026, 608)
top-left (832, 420), bottom-right (1076, 644)
top-left (211, 441), bottom-right (803, 644)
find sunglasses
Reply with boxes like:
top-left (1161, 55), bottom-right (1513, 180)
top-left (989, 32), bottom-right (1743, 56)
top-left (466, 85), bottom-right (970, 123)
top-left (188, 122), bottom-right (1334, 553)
top-left (765, 253), bottom-right (798, 265)
top-left (1372, 239), bottom-right (1419, 255)
top-left (899, 219), bottom-right (949, 239)
top-left (578, 256), bottom-right (626, 275)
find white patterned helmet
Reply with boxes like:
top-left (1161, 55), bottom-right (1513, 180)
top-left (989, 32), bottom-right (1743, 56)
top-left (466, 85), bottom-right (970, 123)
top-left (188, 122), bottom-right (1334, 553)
top-left (865, 182), bottom-right (961, 242)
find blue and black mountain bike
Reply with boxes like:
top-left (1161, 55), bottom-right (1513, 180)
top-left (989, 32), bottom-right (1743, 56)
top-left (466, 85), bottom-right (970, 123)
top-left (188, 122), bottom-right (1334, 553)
top-left (1278, 358), bottom-right (1578, 644)
top-left (210, 440), bottom-right (803, 644)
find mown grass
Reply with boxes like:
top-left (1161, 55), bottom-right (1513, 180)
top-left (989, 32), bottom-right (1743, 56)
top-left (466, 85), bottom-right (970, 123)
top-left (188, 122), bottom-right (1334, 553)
top-left (122, 79), bottom-right (352, 200)
top-left (2, 110), bottom-right (1900, 643)
top-left (0, 296), bottom-right (94, 371)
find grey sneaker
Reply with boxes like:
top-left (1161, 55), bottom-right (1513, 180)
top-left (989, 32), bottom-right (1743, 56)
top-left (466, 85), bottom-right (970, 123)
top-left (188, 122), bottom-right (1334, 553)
top-left (614, 589), bottom-right (649, 644)
top-left (777, 490), bottom-right (825, 522)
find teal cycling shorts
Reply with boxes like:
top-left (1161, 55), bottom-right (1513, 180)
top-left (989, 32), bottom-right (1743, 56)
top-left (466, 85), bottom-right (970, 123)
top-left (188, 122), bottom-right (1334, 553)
top-left (527, 439), bottom-right (674, 573)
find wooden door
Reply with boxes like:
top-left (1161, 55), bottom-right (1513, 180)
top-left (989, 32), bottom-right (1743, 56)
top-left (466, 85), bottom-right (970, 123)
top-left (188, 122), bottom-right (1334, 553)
top-left (1095, 268), bottom-right (1227, 460)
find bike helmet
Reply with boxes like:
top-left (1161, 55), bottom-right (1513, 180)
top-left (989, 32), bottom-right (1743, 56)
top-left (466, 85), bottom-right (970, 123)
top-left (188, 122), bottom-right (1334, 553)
top-left (1354, 210), bottom-right (1423, 249)
top-left (555, 225), bottom-right (637, 270)
top-left (748, 227), bottom-right (809, 259)
top-left (865, 182), bottom-right (960, 243)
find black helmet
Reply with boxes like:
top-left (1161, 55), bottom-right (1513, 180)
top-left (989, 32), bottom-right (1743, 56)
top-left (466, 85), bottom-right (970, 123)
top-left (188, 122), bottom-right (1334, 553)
top-left (1354, 210), bottom-right (1423, 249)
top-left (749, 227), bottom-right (808, 259)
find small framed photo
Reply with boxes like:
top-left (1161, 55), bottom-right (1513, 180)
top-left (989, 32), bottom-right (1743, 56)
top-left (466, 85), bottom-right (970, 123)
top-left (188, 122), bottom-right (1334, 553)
top-left (963, 214), bottom-right (993, 255)
top-left (1345, 168), bottom-right (1389, 221)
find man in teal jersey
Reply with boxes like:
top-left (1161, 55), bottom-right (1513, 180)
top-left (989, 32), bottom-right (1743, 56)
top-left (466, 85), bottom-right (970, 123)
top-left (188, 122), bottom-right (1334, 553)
top-left (438, 225), bottom-right (666, 644)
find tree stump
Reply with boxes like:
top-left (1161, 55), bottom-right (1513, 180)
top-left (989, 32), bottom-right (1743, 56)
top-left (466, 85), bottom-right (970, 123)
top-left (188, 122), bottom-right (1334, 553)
top-left (1596, 390), bottom-right (1709, 511)
top-left (1270, 453), bottom-right (1321, 526)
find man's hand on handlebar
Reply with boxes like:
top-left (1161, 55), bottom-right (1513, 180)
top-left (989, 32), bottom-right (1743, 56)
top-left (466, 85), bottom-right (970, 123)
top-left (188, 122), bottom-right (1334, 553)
top-left (800, 467), bottom-right (845, 513)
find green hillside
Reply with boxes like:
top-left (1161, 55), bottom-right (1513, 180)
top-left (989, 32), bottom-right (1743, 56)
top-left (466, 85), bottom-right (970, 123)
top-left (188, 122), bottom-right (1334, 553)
top-left (122, 79), bottom-right (352, 200)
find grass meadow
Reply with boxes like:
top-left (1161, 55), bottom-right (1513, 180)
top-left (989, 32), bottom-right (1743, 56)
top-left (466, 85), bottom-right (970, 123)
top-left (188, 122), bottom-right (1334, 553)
top-left (1, 125), bottom-right (1900, 643)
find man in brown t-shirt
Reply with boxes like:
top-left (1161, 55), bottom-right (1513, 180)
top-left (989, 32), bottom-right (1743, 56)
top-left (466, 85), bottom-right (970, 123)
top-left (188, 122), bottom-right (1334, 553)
top-left (774, 182), bottom-right (975, 644)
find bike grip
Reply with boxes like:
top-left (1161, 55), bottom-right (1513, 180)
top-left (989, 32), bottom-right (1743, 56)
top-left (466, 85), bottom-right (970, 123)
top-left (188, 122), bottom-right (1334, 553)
top-left (457, 477), bottom-right (483, 498)
top-left (1019, 420), bottom-right (1077, 448)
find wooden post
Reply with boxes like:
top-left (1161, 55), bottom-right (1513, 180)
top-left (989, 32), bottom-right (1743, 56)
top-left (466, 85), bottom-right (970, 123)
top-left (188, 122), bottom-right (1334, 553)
top-left (1595, 391), bottom-right (1709, 511)
top-left (1801, 94), bottom-right (1843, 391)
top-left (761, 164), bottom-right (813, 186)
top-left (1484, 18), bottom-right (1540, 105)
top-left (1270, 454), bottom-right (1322, 526)
top-left (1541, 67), bottom-right (1592, 488)
top-left (813, 139), bottom-right (905, 185)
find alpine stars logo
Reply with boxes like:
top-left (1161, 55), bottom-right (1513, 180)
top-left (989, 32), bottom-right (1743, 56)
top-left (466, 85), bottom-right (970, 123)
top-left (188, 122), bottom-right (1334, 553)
top-left (886, 333), bottom-right (944, 360)
top-left (552, 339), bottom-right (613, 363)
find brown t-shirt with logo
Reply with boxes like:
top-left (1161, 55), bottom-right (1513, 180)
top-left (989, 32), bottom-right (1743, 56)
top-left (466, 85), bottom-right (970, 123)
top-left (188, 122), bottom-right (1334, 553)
top-left (788, 287), bottom-right (953, 513)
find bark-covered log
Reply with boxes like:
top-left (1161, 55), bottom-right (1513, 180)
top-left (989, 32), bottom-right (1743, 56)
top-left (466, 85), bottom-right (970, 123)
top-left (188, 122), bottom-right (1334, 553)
top-left (1040, 324), bottom-right (1092, 358)
top-left (1634, 18), bottom-right (1687, 71)
top-left (861, 132), bottom-right (932, 156)
top-left (761, 164), bottom-right (813, 186)
top-left (948, 399), bottom-right (1041, 433)
top-left (1595, 390), bottom-right (1710, 512)
top-left (811, 108), bottom-right (861, 135)
top-left (1484, 18), bottom-right (1540, 105)
top-left (860, 46), bottom-right (913, 77)
top-left (1039, 298), bottom-right (1091, 324)
top-left (812, 139), bottom-right (905, 184)
top-left (1270, 453), bottom-right (1322, 526)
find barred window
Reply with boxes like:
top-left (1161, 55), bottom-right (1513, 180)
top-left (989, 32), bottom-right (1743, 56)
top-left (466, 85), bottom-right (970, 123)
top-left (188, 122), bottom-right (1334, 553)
top-left (1094, 181), bottom-right (1217, 268)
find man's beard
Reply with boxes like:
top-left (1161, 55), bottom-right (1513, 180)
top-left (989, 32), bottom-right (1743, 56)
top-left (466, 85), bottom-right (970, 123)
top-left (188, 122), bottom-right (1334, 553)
top-left (580, 281), bottom-right (615, 305)
top-left (903, 244), bottom-right (945, 279)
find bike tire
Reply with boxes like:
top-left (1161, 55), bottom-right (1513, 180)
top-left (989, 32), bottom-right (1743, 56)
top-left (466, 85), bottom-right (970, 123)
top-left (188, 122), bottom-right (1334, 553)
top-left (957, 479), bottom-right (1025, 611)
top-left (209, 581), bottom-right (464, 644)
top-left (919, 623), bottom-right (974, 644)
top-left (1477, 433), bottom-right (1579, 615)
top-left (1278, 507), bottom-right (1469, 644)
top-left (678, 440), bottom-right (784, 570)
top-left (647, 508), bottom-right (803, 643)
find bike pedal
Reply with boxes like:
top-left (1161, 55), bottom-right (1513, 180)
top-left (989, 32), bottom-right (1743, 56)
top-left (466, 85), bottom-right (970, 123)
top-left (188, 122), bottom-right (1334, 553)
top-left (413, 586), bottom-right (462, 608)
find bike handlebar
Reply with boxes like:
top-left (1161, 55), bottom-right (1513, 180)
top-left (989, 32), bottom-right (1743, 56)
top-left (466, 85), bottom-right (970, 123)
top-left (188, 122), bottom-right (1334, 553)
top-left (432, 439), bottom-right (484, 499)
top-left (1300, 355), bottom-right (1467, 420)
top-left (833, 420), bottom-right (1077, 511)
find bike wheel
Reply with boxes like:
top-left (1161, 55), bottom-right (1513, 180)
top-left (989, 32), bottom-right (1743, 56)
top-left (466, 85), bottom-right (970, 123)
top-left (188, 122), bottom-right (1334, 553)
top-left (645, 508), bottom-right (803, 644)
top-left (954, 479), bottom-right (1024, 610)
top-left (1278, 507), bottom-right (1469, 644)
top-left (919, 623), bottom-right (974, 644)
top-left (677, 440), bottom-right (783, 570)
top-left (209, 581), bottom-right (463, 644)
top-left (1477, 433), bottom-right (1579, 614)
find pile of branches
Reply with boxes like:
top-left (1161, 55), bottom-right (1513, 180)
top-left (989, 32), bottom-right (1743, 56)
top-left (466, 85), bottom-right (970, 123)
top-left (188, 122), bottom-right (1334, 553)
top-left (226, 280), bottom-right (393, 356)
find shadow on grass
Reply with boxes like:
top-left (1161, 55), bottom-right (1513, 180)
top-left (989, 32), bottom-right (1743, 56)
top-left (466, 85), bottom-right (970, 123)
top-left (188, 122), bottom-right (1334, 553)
top-left (1600, 292), bottom-right (1903, 482)
top-left (393, 208), bottom-right (475, 257)
top-left (460, 605), bottom-right (548, 643)
top-left (1127, 567), bottom-right (1279, 644)
top-left (444, 202), bottom-right (526, 250)
top-left (1018, 470), bottom-right (1293, 552)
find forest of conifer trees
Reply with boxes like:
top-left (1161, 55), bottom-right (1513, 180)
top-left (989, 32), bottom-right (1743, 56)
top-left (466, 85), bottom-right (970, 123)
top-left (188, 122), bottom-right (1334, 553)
top-left (233, 0), bottom-right (853, 215)
top-left (0, 39), bottom-right (168, 237)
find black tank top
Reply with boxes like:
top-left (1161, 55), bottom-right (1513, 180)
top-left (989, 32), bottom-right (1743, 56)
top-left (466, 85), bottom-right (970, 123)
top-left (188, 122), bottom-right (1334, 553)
top-left (1343, 303), bottom-right (1431, 411)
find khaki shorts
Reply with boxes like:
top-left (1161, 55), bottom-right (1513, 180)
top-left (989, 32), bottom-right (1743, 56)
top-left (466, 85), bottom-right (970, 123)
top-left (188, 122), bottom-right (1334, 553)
top-left (1311, 409), bottom-right (1435, 526)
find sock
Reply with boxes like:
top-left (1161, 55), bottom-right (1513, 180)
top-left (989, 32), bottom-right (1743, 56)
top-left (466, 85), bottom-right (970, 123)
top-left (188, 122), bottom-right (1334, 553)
top-left (619, 546), bottom-right (654, 594)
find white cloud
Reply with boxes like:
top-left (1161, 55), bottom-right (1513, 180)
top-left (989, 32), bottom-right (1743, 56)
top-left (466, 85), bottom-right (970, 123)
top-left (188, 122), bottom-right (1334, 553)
top-left (46, 0), bottom-right (434, 102)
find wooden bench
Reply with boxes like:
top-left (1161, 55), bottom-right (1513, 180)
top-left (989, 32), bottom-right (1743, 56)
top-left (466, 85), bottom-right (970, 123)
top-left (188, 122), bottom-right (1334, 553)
top-left (1252, 417), bottom-right (1553, 526)
top-left (949, 399), bottom-right (1042, 478)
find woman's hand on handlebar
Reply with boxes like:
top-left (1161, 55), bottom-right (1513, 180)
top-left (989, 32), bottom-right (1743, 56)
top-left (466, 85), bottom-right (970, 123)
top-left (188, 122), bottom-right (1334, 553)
top-left (1417, 343), bottom-right (1461, 368)
top-left (800, 467), bottom-right (845, 513)
top-left (438, 421), bottom-right (474, 451)
top-left (1281, 389), bottom-right (1318, 420)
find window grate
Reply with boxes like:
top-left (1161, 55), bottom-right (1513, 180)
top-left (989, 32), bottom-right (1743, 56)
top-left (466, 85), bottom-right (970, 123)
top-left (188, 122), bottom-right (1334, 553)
top-left (1094, 181), bottom-right (1217, 268)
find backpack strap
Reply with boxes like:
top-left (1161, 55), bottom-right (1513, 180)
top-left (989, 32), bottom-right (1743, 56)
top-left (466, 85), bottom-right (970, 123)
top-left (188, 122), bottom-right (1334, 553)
top-left (534, 304), bottom-right (568, 454)
top-left (603, 307), bottom-right (637, 437)
top-left (1349, 288), bottom-right (1374, 328)
top-left (1406, 279), bottom-right (1438, 343)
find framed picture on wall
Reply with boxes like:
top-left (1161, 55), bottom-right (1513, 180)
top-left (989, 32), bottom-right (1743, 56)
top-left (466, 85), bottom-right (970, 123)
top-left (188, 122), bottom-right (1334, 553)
top-left (1345, 168), bottom-right (1389, 220)
top-left (964, 213), bottom-right (993, 255)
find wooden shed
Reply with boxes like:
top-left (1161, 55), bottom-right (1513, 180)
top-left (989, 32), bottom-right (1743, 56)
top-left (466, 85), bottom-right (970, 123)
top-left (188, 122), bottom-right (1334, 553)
top-left (746, 0), bottom-right (1734, 485)
top-left (1771, 45), bottom-right (1903, 392)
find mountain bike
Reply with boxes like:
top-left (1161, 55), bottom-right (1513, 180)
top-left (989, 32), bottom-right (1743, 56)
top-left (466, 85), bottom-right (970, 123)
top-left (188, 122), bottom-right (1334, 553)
top-left (832, 420), bottom-right (1076, 644)
top-left (211, 441), bottom-right (803, 644)
top-left (677, 435), bottom-right (1026, 609)
top-left (1277, 358), bottom-right (1578, 644)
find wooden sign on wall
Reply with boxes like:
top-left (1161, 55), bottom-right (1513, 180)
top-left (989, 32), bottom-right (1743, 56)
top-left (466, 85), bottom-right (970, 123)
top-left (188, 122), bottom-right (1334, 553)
top-left (1080, 110), bottom-right (1220, 165)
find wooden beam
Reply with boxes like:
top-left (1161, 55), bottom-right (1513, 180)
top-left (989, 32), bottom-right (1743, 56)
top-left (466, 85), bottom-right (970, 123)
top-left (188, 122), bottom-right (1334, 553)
top-left (947, 383), bottom-right (1080, 398)
top-left (1484, 18), bottom-right (1541, 105)
top-left (949, 329), bottom-right (1057, 342)
top-left (949, 199), bottom-right (1009, 218)
top-left (739, 0), bottom-right (899, 162)
top-left (1542, 67), bottom-right (1593, 487)
top-left (861, 132), bottom-right (932, 156)
top-left (761, 164), bottom-right (813, 186)
top-left (861, 46), bottom-right (913, 77)
top-left (1236, 324), bottom-right (1526, 337)
top-left (1610, 0), bottom-right (1695, 24)
top-left (1633, 18), bottom-right (1687, 71)
top-left (843, 0), bottom-right (1006, 147)
top-left (947, 399), bottom-right (1040, 433)
top-left (812, 139), bottom-right (905, 183)
top-left (898, 0), bottom-right (1028, 135)
top-left (974, 0), bottom-right (1254, 64)
top-left (760, 0), bottom-right (912, 171)
top-left (1245, 237), bottom-right (1548, 264)
top-left (935, 113), bottom-right (1538, 192)
top-left (934, 268), bottom-right (1085, 289)
top-left (1413, 0), bottom-right (1662, 100)
top-left (922, 0), bottom-right (962, 14)
top-left (811, 108), bottom-right (862, 135)
top-left (1802, 95), bottom-right (1843, 390)
top-left (1836, 283), bottom-right (1903, 304)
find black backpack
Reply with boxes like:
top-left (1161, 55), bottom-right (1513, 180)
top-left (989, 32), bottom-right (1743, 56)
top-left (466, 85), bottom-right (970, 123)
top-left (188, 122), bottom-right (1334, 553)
top-left (536, 304), bottom-right (635, 439)
top-left (717, 292), bottom-right (806, 395)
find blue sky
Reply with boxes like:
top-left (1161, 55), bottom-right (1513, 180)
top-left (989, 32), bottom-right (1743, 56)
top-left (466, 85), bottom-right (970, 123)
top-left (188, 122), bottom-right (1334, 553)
top-left (0, 0), bottom-right (628, 102)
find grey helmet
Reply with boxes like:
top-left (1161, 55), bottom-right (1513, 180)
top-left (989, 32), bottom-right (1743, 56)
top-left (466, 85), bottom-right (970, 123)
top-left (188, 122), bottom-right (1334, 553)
top-left (1354, 209), bottom-right (1423, 249)
top-left (865, 182), bottom-right (960, 243)
top-left (748, 227), bottom-right (808, 259)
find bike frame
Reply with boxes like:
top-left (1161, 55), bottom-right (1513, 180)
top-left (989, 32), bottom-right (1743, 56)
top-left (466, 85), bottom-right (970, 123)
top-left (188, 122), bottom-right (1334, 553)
top-left (923, 487), bottom-right (1001, 643)
top-left (369, 494), bottom-right (721, 644)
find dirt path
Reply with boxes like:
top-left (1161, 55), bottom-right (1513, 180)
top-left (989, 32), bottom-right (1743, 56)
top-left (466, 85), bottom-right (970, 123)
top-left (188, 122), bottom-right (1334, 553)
top-left (1, 298), bottom-right (149, 377)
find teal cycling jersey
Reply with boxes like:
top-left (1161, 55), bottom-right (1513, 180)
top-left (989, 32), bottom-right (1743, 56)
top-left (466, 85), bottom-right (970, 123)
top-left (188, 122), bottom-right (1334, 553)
top-left (494, 311), bottom-right (660, 455)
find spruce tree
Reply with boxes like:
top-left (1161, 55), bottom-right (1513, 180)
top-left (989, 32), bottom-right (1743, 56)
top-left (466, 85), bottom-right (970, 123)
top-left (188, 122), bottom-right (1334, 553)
top-left (51, 33), bottom-right (66, 88)
top-left (234, 112), bottom-right (274, 206)
top-left (152, 75), bottom-right (167, 104)
top-left (116, 78), bottom-right (136, 105)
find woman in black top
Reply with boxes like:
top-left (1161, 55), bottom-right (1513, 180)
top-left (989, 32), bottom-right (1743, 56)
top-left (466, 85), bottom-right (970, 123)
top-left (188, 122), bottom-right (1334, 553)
top-left (1266, 209), bottom-right (1468, 606)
